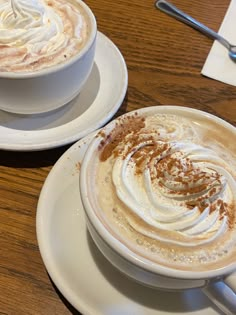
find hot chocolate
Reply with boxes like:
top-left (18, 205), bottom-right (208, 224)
top-left (87, 110), bottom-right (236, 272)
top-left (0, 0), bottom-right (91, 72)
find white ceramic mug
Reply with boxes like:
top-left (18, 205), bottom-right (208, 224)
top-left (80, 106), bottom-right (236, 314)
top-left (0, 0), bottom-right (97, 114)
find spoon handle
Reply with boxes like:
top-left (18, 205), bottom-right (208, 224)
top-left (155, 0), bottom-right (231, 50)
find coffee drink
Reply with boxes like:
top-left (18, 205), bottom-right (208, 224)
top-left (0, 0), bottom-right (91, 72)
top-left (86, 109), bottom-right (236, 272)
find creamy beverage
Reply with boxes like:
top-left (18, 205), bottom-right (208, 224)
top-left (87, 111), bottom-right (236, 272)
top-left (0, 0), bottom-right (91, 72)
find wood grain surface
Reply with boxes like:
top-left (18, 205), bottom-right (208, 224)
top-left (0, 0), bottom-right (235, 314)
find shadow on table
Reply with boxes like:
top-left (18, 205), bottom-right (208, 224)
top-left (0, 144), bottom-right (71, 168)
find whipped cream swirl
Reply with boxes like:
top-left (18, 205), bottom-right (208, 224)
top-left (100, 115), bottom-right (236, 248)
top-left (0, 0), bottom-right (89, 72)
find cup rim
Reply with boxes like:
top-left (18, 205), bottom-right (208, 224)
top-left (0, 0), bottom-right (97, 79)
top-left (80, 105), bottom-right (236, 280)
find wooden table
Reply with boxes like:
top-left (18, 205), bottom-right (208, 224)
top-left (1, 0), bottom-right (235, 314)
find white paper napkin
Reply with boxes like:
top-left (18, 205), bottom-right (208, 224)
top-left (201, 0), bottom-right (236, 86)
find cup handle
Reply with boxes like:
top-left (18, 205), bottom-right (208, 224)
top-left (224, 272), bottom-right (236, 292)
top-left (202, 275), bottom-right (236, 315)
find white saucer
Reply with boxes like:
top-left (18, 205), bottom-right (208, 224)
top-left (0, 32), bottom-right (127, 151)
top-left (36, 133), bottom-right (223, 315)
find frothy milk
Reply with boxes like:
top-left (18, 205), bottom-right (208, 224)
top-left (0, 0), bottom-right (91, 72)
top-left (88, 111), bottom-right (236, 272)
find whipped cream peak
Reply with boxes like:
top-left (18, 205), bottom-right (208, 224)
top-left (10, 0), bottom-right (44, 19)
top-left (111, 137), bottom-right (233, 245)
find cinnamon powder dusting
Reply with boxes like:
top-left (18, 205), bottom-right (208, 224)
top-left (227, 203), bottom-right (236, 229)
top-left (98, 114), bottom-right (145, 162)
top-left (133, 142), bottom-right (169, 175)
top-left (76, 161), bottom-right (81, 171)
top-left (217, 200), bottom-right (235, 229)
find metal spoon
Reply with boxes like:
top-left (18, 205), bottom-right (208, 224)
top-left (155, 0), bottom-right (236, 61)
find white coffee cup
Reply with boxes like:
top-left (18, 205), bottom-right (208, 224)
top-left (0, 0), bottom-right (97, 114)
top-left (80, 106), bottom-right (236, 313)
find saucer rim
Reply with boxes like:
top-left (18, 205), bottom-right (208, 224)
top-left (0, 31), bottom-right (128, 151)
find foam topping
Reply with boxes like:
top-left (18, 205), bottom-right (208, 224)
top-left (0, 0), bottom-right (89, 72)
top-left (96, 113), bottom-right (236, 268)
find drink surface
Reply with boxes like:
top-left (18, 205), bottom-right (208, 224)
top-left (0, 0), bottom-right (90, 72)
top-left (89, 111), bottom-right (236, 272)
